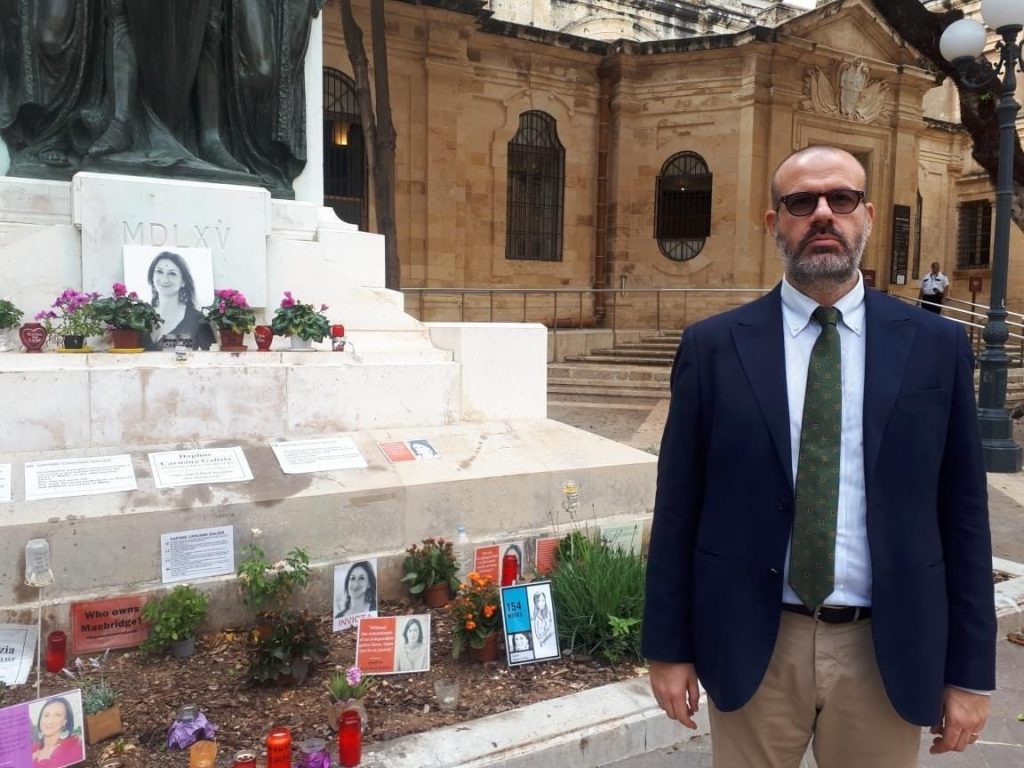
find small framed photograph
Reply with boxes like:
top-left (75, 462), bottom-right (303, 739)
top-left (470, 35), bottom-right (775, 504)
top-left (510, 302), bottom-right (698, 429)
top-left (355, 614), bottom-right (431, 674)
top-left (500, 581), bottom-right (560, 665)
top-left (333, 559), bottom-right (379, 632)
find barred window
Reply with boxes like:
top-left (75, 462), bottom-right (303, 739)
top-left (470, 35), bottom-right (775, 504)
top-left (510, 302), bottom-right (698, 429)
top-left (656, 152), bottom-right (712, 261)
top-left (506, 111), bottom-right (565, 262)
top-left (956, 200), bottom-right (992, 270)
top-left (323, 68), bottom-right (367, 229)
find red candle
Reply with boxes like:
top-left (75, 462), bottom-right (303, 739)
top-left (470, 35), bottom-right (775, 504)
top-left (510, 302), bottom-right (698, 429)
top-left (266, 727), bottom-right (292, 768)
top-left (45, 631), bottom-right (66, 673)
top-left (501, 552), bottom-right (519, 586)
top-left (338, 710), bottom-right (361, 767)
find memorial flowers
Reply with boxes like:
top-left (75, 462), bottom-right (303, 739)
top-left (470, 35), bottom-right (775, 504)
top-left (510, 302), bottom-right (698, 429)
top-left (201, 288), bottom-right (257, 334)
top-left (237, 530), bottom-right (311, 613)
top-left (35, 288), bottom-right (103, 339)
top-left (270, 291), bottom-right (331, 342)
top-left (327, 665), bottom-right (374, 703)
top-left (92, 283), bottom-right (162, 332)
top-left (401, 537), bottom-right (460, 597)
top-left (449, 572), bottom-right (502, 658)
top-left (0, 297), bottom-right (23, 329)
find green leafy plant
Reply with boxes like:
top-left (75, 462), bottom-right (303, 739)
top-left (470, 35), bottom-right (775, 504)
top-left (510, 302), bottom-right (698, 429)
top-left (201, 288), bottom-right (257, 333)
top-left (327, 665), bottom-right (374, 702)
top-left (140, 584), bottom-right (209, 653)
top-left (555, 529), bottom-right (595, 565)
top-left (449, 571), bottom-right (501, 658)
top-left (549, 539), bottom-right (645, 663)
top-left (401, 537), bottom-right (459, 595)
top-left (91, 283), bottom-right (162, 332)
top-left (0, 298), bottom-right (23, 329)
top-left (246, 609), bottom-right (326, 685)
top-left (236, 531), bottom-right (311, 613)
top-left (82, 681), bottom-right (119, 715)
top-left (270, 291), bottom-right (331, 341)
top-left (35, 288), bottom-right (103, 338)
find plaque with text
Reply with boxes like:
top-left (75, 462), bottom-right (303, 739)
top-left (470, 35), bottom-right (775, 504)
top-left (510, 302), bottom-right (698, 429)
top-left (160, 524), bottom-right (235, 583)
top-left (890, 204), bottom-right (911, 283)
top-left (272, 437), bottom-right (367, 474)
top-left (24, 454), bottom-right (137, 502)
top-left (149, 447), bottom-right (253, 488)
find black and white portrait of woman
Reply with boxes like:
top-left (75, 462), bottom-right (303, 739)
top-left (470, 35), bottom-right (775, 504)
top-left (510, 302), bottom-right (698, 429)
top-left (333, 559), bottom-right (379, 632)
top-left (394, 615), bottom-right (431, 672)
top-left (528, 584), bottom-right (559, 660)
top-left (123, 245), bottom-right (215, 350)
top-left (408, 439), bottom-right (439, 460)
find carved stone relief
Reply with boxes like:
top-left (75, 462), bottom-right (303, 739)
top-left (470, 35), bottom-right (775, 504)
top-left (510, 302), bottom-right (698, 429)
top-left (802, 59), bottom-right (889, 125)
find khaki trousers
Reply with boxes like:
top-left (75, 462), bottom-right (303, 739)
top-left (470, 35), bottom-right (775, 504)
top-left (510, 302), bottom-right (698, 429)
top-left (708, 611), bottom-right (920, 768)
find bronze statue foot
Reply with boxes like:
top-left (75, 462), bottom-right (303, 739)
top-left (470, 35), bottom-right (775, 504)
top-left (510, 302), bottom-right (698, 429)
top-left (88, 118), bottom-right (131, 157)
top-left (37, 147), bottom-right (71, 167)
top-left (199, 138), bottom-right (247, 173)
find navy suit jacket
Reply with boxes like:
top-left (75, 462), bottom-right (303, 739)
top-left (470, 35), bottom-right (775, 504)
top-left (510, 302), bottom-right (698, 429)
top-left (642, 285), bottom-right (996, 726)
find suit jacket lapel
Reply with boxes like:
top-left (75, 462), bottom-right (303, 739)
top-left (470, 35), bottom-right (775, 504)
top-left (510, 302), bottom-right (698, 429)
top-left (863, 290), bottom-right (917, 488)
top-left (731, 287), bottom-right (793, 487)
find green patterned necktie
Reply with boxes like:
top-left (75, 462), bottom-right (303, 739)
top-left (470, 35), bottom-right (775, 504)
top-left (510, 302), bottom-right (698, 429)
top-left (789, 306), bottom-right (842, 610)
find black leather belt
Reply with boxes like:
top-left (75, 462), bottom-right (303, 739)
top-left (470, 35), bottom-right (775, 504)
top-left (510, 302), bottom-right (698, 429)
top-left (782, 603), bottom-right (871, 623)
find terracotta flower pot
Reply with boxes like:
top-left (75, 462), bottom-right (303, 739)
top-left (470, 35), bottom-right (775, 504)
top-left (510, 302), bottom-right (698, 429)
top-left (467, 632), bottom-right (500, 663)
top-left (110, 328), bottom-right (142, 349)
top-left (423, 582), bottom-right (451, 608)
top-left (219, 328), bottom-right (246, 350)
top-left (19, 322), bottom-right (47, 352)
top-left (85, 704), bottom-right (123, 745)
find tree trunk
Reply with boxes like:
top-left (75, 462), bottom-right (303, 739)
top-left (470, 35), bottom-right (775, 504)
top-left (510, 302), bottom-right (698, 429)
top-left (338, 0), bottom-right (400, 289)
top-left (874, 0), bottom-right (1024, 231)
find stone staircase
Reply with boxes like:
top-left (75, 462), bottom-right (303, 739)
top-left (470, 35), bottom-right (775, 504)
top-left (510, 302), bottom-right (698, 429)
top-left (547, 332), bottom-right (678, 403)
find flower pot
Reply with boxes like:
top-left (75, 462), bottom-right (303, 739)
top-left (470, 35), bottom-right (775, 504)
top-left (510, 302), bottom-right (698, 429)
top-left (19, 322), bottom-right (48, 352)
top-left (328, 697), bottom-right (368, 733)
top-left (110, 328), bottom-right (142, 350)
top-left (468, 632), bottom-right (500, 663)
top-left (62, 334), bottom-right (85, 349)
top-left (219, 328), bottom-right (246, 350)
top-left (0, 327), bottom-right (16, 352)
top-left (170, 636), bottom-right (196, 658)
top-left (423, 582), bottom-right (451, 609)
top-left (289, 335), bottom-right (313, 351)
top-left (85, 704), bottom-right (123, 745)
top-left (253, 324), bottom-right (274, 351)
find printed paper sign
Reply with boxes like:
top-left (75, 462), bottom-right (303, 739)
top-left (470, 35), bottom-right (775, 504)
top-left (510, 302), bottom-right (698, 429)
top-left (377, 439), bottom-right (441, 463)
top-left (0, 689), bottom-right (86, 768)
top-left (271, 437), bottom-right (367, 474)
top-left (473, 545), bottom-right (501, 583)
top-left (160, 525), bottom-right (234, 583)
top-left (0, 464), bottom-right (11, 503)
top-left (72, 595), bottom-right (148, 653)
top-left (600, 521), bottom-right (643, 556)
top-left (149, 447), bottom-right (253, 488)
top-left (501, 582), bottom-right (560, 665)
top-left (535, 536), bottom-right (560, 575)
top-left (356, 615), bottom-right (431, 674)
top-left (333, 559), bottom-right (379, 632)
top-left (0, 624), bottom-right (36, 686)
top-left (377, 442), bottom-right (414, 463)
top-left (24, 455), bottom-right (136, 501)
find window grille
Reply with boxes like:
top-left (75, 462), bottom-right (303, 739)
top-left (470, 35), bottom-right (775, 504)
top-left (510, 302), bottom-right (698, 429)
top-left (655, 152), bottom-right (712, 261)
top-left (956, 200), bottom-right (992, 270)
top-left (506, 111), bottom-right (565, 262)
top-left (323, 68), bottom-right (367, 230)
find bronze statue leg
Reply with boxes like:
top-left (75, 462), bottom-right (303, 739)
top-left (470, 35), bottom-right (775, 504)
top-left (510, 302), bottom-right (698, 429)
top-left (195, 0), bottom-right (246, 171)
top-left (88, 0), bottom-right (134, 157)
top-left (33, 0), bottom-right (78, 165)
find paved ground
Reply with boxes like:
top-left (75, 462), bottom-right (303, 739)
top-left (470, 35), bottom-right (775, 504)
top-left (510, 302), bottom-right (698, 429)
top-left (548, 395), bottom-right (1024, 768)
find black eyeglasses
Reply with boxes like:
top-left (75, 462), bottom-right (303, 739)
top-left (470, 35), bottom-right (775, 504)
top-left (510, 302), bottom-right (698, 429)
top-left (776, 189), bottom-right (865, 217)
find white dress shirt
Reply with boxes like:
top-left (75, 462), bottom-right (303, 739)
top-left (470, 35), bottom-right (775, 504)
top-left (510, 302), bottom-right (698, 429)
top-left (780, 275), bottom-right (870, 607)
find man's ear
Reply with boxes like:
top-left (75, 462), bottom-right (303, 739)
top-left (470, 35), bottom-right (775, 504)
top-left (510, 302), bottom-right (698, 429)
top-left (765, 209), bottom-right (777, 236)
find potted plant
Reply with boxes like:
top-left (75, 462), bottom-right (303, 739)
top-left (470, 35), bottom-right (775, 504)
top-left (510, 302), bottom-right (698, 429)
top-left (269, 291), bottom-right (331, 349)
top-left (449, 571), bottom-right (502, 661)
top-left (326, 665), bottom-right (374, 732)
top-left (91, 283), bottom-right (162, 350)
top-left (35, 288), bottom-right (102, 349)
top-left (401, 537), bottom-right (460, 608)
top-left (201, 288), bottom-right (256, 350)
top-left (140, 584), bottom-right (209, 658)
top-left (82, 681), bottom-right (122, 745)
top-left (0, 297), bottom-right (23, 352)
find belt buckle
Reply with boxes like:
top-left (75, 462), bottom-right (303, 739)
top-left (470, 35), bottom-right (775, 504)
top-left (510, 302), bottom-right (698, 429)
top-left (813, 606), bottom-right (861, 623)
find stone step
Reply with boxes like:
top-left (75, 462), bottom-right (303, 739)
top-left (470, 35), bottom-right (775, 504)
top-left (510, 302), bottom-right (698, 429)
top-left (564, 354), bottom-right (674, 366)
top-left (547, 364), bottom-right (671, 383)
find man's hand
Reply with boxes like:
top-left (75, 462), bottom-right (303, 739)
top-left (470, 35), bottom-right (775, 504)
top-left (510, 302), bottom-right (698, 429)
top-left (929, 687), bottom-right (990, 754)
top-left (649, 661), bottom-right (701, 729)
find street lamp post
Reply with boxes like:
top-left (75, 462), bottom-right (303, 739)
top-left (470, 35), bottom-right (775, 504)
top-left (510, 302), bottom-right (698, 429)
top-left (940, 0), bottom-right (1024, 473)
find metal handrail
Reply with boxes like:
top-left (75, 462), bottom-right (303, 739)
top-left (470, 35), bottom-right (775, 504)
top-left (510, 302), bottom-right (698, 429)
top-left (890, 294), bottom-right (1024, 363)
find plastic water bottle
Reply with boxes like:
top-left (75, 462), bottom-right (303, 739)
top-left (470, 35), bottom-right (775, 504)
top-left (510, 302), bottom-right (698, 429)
top-left (455, 525), bottom-right (472, 585)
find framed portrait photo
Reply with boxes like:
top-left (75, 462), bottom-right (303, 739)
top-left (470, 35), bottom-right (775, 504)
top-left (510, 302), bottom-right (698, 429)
top-left (500, 581), bottom-right (560, 666)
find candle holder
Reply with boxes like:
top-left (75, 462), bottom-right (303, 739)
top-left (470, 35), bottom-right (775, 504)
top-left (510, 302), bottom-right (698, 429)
top-left (433, 678), bottom-right (461, 711)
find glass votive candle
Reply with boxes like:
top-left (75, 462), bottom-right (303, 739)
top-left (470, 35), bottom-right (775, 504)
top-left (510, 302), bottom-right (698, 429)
top-left (45, 630), bottom-right (67, 673)
top-left (434, 678), bottom-right (461, 711)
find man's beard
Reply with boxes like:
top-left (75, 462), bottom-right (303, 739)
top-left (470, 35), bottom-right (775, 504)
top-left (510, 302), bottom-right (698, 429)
top-left (776, 223), bottom-right (868, 286)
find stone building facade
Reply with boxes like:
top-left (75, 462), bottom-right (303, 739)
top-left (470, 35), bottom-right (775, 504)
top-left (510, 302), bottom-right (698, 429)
top-left (321, 0), bottom-right (1022, 326)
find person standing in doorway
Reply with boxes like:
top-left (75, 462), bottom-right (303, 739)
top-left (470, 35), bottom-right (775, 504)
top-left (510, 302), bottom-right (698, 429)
top-left (920, 261), bottom-right (950, 314)
top-left (643, 145), bottom-right (994, 768)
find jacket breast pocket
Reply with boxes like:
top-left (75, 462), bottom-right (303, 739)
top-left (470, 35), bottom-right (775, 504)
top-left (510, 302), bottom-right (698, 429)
top-left (895, 388), bottom-right (947, 413)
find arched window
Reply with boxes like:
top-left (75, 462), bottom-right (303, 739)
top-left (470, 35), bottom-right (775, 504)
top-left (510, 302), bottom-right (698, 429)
top-left (506, 111), bottom-right (564, 262)
top-left (323, 68), bottom-right (367, 229)
top-left (655, 152), bottom-right (712, 261)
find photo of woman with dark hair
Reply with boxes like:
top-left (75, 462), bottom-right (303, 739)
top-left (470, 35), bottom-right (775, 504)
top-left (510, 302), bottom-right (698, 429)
top-left (395, 616), bottom-right (430, 672)
top-left (143, 251), bottom-right (214, 350)
top-left (335, 560), bottom-right (377, 619)
top-left (30, 696), bottom-right (85, 767)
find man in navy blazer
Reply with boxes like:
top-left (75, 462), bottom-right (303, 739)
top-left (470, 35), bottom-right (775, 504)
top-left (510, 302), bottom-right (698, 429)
top-left (643, 145), bottom-right (995, 767)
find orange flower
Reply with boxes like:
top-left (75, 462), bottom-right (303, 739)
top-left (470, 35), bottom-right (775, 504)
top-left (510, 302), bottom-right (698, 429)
top-left (465, 620), bottom-right (477, 631)
top-left (482, 604), bottom-right (496, 618)
top-left (465, 613), bottom-right (474, 621)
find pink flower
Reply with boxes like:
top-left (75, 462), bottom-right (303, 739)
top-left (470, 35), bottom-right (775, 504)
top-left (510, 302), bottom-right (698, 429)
top-left (280, 291), bottom-right (296, 309)
top-left (346, 666), bottom-right (362, 687)
top-left (112, 283), bottom-right (127, 298)
top-left (320, 304), bottom-right (329, 312)
top-left (218, 300), bottom-right (227, 313)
